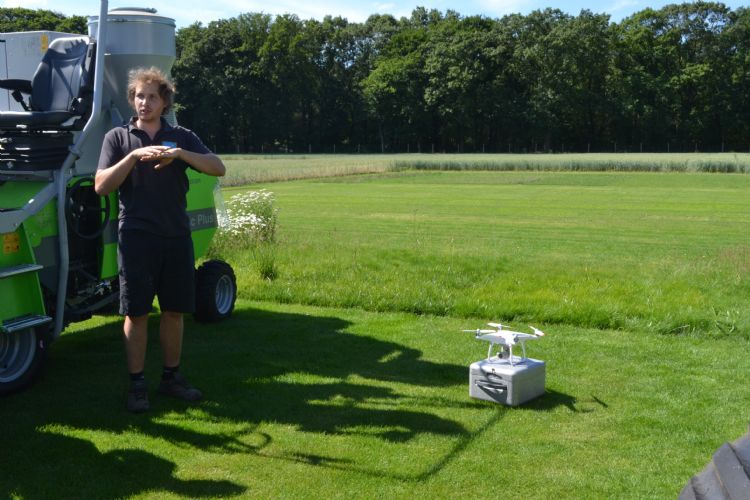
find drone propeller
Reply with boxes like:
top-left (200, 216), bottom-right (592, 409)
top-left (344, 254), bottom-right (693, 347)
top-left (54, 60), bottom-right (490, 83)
top-left (463, 329), bottom-right (497, 334)
top-left (487, 322), bottom-right (507, 330)
top-left (529, 326), bottom-right (545, 337)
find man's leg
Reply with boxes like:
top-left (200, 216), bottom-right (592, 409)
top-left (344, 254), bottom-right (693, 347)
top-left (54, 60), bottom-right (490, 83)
top-left (119, 229), bottom-right (158, 412)
top-left (159, 310), bottom-right (183, 368)
top-left (158, 310), bottom-right (202, 402)
top-left (124, 314), bottom-right (149, 373)
top-left (124, 314), bottom-right (150, 413)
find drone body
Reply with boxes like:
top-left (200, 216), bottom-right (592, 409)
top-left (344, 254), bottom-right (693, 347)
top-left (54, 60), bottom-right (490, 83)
top-left (463, 323), bottom-right (545, 365)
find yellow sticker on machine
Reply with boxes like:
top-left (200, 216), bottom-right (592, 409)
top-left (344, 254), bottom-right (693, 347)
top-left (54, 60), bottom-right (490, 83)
top-left (41, 34), bottom-right (49, 52)
top-left (3, 232), bottom-right (20, 254)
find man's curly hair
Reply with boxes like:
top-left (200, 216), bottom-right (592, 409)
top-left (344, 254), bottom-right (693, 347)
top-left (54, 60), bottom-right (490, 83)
top-left (127, 66), bottom-right (175, 115)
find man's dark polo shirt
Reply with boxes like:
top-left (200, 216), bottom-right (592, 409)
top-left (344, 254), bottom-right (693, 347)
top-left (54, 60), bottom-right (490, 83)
top-left (97, 117), bottom-right (211, 237)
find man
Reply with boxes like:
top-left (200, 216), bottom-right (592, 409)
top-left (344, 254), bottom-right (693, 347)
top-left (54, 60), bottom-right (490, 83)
top-left (95, 67), bottom-right (225, 413)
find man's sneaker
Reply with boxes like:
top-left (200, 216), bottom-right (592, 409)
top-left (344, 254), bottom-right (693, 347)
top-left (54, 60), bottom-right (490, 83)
top-left (158, 372), bottom-right (203, 402)
top-left (127, 379), bottom-right (150, 413)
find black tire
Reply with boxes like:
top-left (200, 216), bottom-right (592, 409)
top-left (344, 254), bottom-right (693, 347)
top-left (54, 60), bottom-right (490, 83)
top-left (0, 326), bottom-right (48, 396)
top-left (194, 260), bottom-right (237, 323)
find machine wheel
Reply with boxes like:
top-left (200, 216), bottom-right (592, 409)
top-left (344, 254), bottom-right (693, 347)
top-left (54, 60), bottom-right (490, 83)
top-left (0, 327), bottom-right (48, 396)
top-left (66, 177), bottom-right (111, 240)
top-left (194, 260), bottom-right (237, 323)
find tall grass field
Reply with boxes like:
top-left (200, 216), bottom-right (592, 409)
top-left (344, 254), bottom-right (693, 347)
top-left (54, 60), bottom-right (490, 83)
top-left (219, 152), bottom-right (750, 186)
top-left (3, 157), bottom-right (750, 498)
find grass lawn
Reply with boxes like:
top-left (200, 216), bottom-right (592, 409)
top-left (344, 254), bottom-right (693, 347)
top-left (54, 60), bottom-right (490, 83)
top-left (4, 167), bottom-right (750, 498)
top-left (225, 170), bottom-right (750, 336)
top-left (2, 299), bottom-right (748, 498)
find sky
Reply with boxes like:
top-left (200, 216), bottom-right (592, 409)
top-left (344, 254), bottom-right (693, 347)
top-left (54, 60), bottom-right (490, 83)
top-left (9, 0), bottom-right (747, 28)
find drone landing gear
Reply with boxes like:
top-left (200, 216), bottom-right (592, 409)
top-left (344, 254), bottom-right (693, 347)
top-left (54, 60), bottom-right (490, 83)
top-left (490, 343), bottom-right (528, 366)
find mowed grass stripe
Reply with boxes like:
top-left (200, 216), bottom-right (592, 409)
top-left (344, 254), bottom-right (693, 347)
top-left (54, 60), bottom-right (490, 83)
top-left (228, 171), bottom-right (750, 335)
top-left (269, 173), bottom-right (748, 252)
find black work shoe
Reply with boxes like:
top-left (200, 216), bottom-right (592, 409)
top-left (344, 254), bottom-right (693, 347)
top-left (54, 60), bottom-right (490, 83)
top-left (158, 372), bottom-right (203, 402)
top-left (127, 379), bottom-right (150, 413)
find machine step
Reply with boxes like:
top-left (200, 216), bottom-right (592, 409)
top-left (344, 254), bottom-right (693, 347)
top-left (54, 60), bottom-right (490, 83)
top-left (0, 263), bottom-right (43, 279)
top-left (1, 314), bottom-right (52, 334)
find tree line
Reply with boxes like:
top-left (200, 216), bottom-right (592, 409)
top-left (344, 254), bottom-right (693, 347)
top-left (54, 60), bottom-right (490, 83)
top-left (0, 8), bottom-right (86, 33)
top-left (7, 3), bottom-right (750, 153)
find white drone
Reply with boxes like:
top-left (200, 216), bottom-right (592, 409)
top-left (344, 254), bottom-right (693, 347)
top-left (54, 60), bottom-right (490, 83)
top-left (463, 323), bottom-right (545, 365)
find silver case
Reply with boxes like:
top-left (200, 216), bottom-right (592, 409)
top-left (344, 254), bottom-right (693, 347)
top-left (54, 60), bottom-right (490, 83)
top-left (469, 357), bottom-right (545, 406)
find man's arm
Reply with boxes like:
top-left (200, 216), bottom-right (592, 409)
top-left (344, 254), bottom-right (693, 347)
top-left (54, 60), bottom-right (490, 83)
top-left (175, 149), bottom-right (226, 177)
top-left (95, 145), bottom-right (174, 196)
top-left (150, 148), bottom-right (225, 177)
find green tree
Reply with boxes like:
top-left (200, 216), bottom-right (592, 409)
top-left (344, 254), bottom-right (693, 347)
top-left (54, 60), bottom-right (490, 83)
top-left (0, 8), bottom-right (86, 33)
top-left (361, 14), bottom-right (431, 152)
top-left (174, 14), bottom-right (273, 152)
top-left (256, 14), bottom-right (321, 150)
top-left (424, 13), bottom-right (501, 151)
top-left (721, 7), bottom-right (750, 150)
top-left (613, 2), bottom-right (735, 151)
top-left (312, 16), bottom-right (370, 151)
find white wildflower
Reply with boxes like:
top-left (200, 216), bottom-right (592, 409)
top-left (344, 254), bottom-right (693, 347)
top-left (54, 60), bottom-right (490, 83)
top-left (220, 189), bottom-right (279, 243)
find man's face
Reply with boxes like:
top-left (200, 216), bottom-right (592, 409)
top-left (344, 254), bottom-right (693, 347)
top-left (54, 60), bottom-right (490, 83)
top-left (133, 81), bottom-right (166, 123)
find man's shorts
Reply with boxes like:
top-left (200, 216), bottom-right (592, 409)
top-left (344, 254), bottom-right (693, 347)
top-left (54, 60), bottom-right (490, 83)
top-left (118, 229), bottom-right (195, 316)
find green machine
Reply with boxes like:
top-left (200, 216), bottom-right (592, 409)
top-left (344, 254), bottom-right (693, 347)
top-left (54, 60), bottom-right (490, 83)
top-left (0, 2), bottom-right (237, 394)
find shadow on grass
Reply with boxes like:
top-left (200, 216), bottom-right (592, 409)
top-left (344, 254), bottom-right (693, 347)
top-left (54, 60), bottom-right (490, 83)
top-left (0, 306), bottom-right (576, 495)
top-left (525, 389), bottom-right (608, 413)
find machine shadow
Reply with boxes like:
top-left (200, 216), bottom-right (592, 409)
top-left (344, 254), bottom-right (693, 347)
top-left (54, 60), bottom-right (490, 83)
top-left (186, 308), bottom-right (472, 441)
top-left (0, 430), bottom-right (245, 499)
top-left (2, 305), bottom-right (480, 494)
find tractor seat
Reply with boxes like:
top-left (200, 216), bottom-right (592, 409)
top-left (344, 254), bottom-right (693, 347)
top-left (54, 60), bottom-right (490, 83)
top-left (0, 36), bottom-right (95, 131)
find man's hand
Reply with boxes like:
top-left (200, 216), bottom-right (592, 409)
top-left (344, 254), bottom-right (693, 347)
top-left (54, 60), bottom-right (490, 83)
top-left (135, 145), bottom-right (180, 169)
top-left (96, 145), bottom-right (170, 195)
top-left (129, 145), bottom-right (225, 177)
